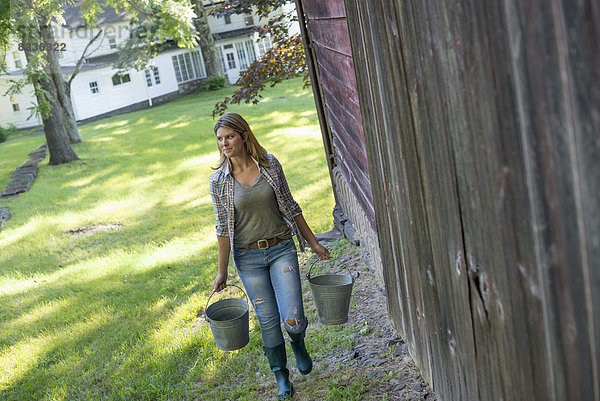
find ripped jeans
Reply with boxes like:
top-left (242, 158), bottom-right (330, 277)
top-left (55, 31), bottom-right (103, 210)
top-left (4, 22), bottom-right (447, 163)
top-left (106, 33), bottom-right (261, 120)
top-left (233, 238), bottom-right (307, 348)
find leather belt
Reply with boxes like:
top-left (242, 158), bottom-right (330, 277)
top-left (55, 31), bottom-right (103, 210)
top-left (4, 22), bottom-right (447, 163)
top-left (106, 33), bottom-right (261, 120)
top-left (244, 237), bottom-right (284, 249)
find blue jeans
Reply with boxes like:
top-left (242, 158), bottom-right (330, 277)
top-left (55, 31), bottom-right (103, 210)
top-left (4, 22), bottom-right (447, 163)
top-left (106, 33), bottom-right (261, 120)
top-left (233, 238), bottom-right (307, 348)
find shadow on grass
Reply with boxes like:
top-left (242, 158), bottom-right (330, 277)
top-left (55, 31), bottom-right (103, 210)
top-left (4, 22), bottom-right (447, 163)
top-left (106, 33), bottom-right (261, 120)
top-left (1, 247), bottom-right (279, 400)
top-left (0, 78), bottom-right (334, 401)
top-left (1, 258), bottom-right (213, 399)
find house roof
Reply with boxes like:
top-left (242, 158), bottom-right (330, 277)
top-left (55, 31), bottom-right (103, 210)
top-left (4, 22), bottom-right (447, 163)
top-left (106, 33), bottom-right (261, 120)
top-left (0, 62), bottom-right (111, 77)
top-left (60, 63), bottom-right (109, 74)
top-left (83, 41), bottom-right (179, 65)
top-left (61, 2), bottom-right (130, 30)
top-left (212, 27), bottom-right (255, 41)
top-left (84, 52), bottom-right (120, 66)
top-left (61, 1), bottom-right (256, 41)
top-left (0, 70), bottom-right (25, 76)
top-left (0, 40), bottom-right (186, 78)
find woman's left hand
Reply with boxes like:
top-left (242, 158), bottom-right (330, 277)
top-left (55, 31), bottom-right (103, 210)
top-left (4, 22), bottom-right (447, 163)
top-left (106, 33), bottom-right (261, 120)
top-left (312, 242), bottom-right (331, 260)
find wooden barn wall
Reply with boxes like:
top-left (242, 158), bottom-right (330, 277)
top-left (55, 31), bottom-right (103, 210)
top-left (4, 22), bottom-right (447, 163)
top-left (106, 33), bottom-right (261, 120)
top-left (298, 0), bottom-right (376, 230)
top-left (340, 1), bottom-right (600, 401)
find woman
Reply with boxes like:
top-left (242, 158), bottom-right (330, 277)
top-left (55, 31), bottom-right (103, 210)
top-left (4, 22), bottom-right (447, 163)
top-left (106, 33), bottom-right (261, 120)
top-left (209, 113), bottom-right (330, 399)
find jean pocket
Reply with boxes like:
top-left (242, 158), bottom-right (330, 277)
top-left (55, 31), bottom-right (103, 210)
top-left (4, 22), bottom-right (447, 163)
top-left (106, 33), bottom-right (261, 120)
top-left (283, 238), bottom-right (297, 252)
top-left (234, 248), bottom-right (248, 258)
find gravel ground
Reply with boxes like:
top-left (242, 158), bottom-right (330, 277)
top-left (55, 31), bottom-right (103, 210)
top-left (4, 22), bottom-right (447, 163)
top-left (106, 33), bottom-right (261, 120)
top-left (288, 237), bottom-right (438, 401)
top-left (202, 234), bottom-right (438, 401)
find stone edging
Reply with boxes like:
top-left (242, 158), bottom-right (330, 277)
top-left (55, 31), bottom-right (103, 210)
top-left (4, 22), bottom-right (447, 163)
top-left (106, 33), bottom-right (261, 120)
top-left (332, 166), bottom-right (383, 284)
top-left (0, 143), bottom-right (47, 228)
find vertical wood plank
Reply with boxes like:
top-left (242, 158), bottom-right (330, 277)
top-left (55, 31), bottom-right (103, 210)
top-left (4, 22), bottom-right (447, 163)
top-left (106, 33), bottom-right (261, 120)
top-left (344, 1), bottom-right (480, 399)
top-left (300, 0), bottom-right (375, 231)
top-left (302, 0), bottom-right (600, 399)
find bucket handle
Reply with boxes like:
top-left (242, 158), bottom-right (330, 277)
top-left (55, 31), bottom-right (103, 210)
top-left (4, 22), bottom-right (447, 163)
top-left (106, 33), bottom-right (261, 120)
top-left (204, 284), bottom-right (248, 321)
top-left (306, 258), bottom-right (359, 283)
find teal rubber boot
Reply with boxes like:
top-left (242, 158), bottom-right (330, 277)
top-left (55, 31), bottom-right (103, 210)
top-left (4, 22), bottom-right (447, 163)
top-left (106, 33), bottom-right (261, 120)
top-left (263, 344), bottom-right (293, 399)
top-left (288, 330), bottom-right (312, 375)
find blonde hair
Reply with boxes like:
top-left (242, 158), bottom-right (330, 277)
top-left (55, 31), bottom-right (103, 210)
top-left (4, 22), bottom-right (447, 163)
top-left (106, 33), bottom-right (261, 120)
top-left (212, 113), bottom-right (270, 170)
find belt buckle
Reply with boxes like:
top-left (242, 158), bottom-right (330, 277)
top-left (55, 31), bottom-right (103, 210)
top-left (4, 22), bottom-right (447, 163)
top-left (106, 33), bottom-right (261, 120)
top-left (257, 239), bottom-right (269, 249)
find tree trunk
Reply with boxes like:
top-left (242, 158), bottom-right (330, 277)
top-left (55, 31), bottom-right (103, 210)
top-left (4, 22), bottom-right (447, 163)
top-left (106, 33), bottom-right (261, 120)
top-left (35, 77), bottom-right (80, 165)
top-left (23, 25), bottom-right (79, 165)
top-left (39, 22), bottom-right (82, 144)
top-left (193, 2), bottom-right (223, 77)
top-left (60, 84), bottom-right (81, 144)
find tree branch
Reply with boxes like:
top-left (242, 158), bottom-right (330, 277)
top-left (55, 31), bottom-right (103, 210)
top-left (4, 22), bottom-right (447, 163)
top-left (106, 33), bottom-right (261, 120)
top-left (212, 34), bottom-right (308, 117)
top-left (67, 29), bottom-right (103, 89)
top-left (126, 0), bottom-right (153, 19)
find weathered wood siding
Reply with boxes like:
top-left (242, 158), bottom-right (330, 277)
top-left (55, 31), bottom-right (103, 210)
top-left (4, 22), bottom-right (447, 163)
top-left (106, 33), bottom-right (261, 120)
top-left (299, 0), bottom-right (599, 399)
top-left (298, 0), bottom-right (375, 229)
top-left (337, 0), bottom-right (600, 400)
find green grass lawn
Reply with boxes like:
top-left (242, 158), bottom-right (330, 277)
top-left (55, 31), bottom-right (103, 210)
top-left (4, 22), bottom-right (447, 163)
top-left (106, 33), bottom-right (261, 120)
top-left (0, 78), bottom-right (356, 400)
top-left (0, 135), bottom-right (45, 192)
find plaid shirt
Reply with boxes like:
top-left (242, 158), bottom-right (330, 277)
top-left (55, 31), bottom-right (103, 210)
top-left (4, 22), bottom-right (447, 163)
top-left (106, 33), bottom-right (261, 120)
top-left (209, 154), bottom-right (305, 256)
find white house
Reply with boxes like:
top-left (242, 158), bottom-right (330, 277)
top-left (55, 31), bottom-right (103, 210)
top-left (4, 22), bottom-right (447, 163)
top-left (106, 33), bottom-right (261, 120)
top-left (209, 9), bottom-right (272, 84)
top-left (0, 48), bottom-right (44, 128)
top-left (207, 2), bottom-right (299, 84)
top-left (0, 1), bottom-right (291, 129)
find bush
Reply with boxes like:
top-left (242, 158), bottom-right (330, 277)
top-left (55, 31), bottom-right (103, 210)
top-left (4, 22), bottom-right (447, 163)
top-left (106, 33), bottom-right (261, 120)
top-left (0, 124), bottom-right (18, 143)
top-left (202, 75), bottom-right (227, 91)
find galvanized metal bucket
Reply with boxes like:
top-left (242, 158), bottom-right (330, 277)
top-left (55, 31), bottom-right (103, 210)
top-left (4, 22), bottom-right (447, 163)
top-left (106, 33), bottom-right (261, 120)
top-left (307, 260), bottom-right (359, 325)
top-left (205, 284), bottom-right (249, 351)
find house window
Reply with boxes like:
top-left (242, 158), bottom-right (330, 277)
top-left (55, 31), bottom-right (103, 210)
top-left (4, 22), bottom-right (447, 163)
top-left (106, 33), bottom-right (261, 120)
top-left (144, 67), bottom-right (161, 86)
top-left (13, 51), bottom-right (22, 69)
top-left (246, 41), bottom-right (257, 63)
top-left (108, 38), bottom-right (117, 49)
top-left (182, 53), bottom-right (193, 81)
top-left (89, 81), bottom-right (99, 94)
top-left (171, 51), bottom-right (205, 83)
top-left (224, 15), bottom-right (231, 24)
top-left (235, 40), bottom-right (257, 70)
top-left (244, 15), bottom-right (254, 26)
top-left (257, 36), bottom-right (272, 58)
top-left (112, 73), bottom-right (131, 86)
top-left (226, 53), bottom-right (236, 70)
top-left (191, 52), bottom-right (205, 78)
top-left (222, 44), bottom-right (236, 70)
top-left (219, 49), bottom-right (227, 72)
top-left (235, 43), bottom-right (247, 70)
top-left (152, 67), bottom-right (160, 84)
top-left (10, 95), bottom-right (19, 112)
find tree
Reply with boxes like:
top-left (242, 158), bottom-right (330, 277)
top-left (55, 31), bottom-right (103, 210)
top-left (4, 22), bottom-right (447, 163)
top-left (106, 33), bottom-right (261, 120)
top-left (24, 21), bottom-right (80, 164)
top-left (2, 0), bottom-right (198, 165)
top-left (111, 0), bottom-right (221, 78)
top-left (192, 0), bottom-right (222, 78)
top-left (208, 0), bottom-right (309, 117)
top-left (3, 0), bottom-right (81, 164)
top-left (29, 41), bottom-right (79, 162)
top-left (0, 0), bottom-right (9, 50)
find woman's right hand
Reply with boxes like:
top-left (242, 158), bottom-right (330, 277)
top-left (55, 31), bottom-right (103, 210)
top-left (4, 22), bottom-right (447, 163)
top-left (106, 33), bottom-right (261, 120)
top-left (213, 272), bottom-right (227, 292)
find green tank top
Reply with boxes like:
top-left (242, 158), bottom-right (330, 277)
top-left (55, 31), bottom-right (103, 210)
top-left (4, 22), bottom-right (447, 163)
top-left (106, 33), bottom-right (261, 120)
top-left (233, 175), bottom-right (292, 247)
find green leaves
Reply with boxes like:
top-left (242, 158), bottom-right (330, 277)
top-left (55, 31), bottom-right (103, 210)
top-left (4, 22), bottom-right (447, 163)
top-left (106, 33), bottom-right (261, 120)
top-left (0, 0), bottom-right (10, 34)
top-left (209, 0), bottom-right (309, 116)
top-left (0, 0), bottom-right (9, 19)
top-left (210, 0), bottom-right (289, 20)
top-left (112, 0), bottom-right (198, 71)
top-left (212, 34), bottom-right (309, 117)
